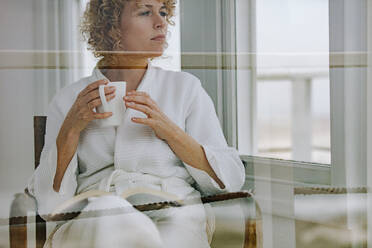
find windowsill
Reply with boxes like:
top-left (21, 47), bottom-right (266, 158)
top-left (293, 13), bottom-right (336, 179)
top-left (240, 155), bottom-right (331, 186)
top-left (240, 154), bottom-right (330, 168)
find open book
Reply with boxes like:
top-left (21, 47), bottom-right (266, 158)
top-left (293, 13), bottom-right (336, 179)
top-left (51, 187), bottom-right (183, 218)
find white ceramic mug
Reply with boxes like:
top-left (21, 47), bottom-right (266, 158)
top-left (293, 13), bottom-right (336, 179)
top-left (96, 81), bottom-right (127, 127)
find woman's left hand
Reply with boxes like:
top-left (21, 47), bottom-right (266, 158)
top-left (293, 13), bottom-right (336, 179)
top-left (123, 91), bottom-right (181, 141)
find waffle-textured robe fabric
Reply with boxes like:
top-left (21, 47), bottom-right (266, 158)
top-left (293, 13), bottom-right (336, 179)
top-left (27, 62), bottom-right (245, 247)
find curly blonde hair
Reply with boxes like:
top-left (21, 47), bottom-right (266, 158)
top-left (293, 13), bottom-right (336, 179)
top-left (81, 0), bottom-right (176, 63)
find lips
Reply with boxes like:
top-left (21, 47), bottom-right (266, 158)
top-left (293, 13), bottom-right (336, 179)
top-left (151, 35), bottom-right (166, 41)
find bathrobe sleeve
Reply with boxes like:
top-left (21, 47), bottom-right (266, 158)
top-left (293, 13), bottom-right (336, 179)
top-left (182, 79), bottom-right (245, 195)
top-left (27, 94), bottom-right (78, 217)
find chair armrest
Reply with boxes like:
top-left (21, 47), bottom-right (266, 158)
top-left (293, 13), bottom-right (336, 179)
top-left (294, 186), bottom-right (367, 195)
top-left (10, 190), bottom-right (37, 218)
top-left (207, 192), bottom-right (262, 248)
top-left (9, 190), bottom-right (37, 248)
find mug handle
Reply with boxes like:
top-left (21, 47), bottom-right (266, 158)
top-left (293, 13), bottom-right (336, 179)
top-left (99, 85), bottom-right (110, 112)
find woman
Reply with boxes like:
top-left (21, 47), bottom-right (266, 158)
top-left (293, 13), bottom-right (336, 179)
top-left (27, 0), bottom-right (245, 247)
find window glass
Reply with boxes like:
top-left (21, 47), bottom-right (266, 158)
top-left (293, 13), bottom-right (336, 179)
top-left (255, 0), bottom-right (330, 164)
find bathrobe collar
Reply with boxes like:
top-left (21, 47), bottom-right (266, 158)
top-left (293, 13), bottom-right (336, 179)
top-left (92, 59), bottom-right (154, 94)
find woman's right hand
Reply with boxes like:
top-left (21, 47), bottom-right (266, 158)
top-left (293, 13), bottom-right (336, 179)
top-left (62, 79), bottom-right (116, 135)
top-left (53, 80), bottom-right (115, 192)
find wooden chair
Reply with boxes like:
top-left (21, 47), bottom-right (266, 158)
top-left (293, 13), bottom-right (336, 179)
top-left (8, 116), bottom-right (262, 248)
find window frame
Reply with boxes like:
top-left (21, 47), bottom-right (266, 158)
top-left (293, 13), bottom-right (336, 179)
top-left (180, 0), bottom-right (238, 147)
top-left (329, 0), bottom-right (368, 187)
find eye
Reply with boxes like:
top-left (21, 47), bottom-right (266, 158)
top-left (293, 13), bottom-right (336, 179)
top-left (139, 10), bottom-right (151, 16)
top-left (160, 11), bottom-right (168, 17)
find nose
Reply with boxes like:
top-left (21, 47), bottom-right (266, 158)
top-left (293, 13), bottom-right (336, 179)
top-left (153, 14), bottom-right (166, 30)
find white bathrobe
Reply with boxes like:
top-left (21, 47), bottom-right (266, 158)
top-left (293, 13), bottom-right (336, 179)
top-left (27, 62), bottom-right (245, 248)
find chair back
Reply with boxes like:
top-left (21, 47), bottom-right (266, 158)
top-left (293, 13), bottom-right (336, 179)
top-left (34, 116), bottom-right (47, 169)
top-left (33, 116), bottom-right (47, 247)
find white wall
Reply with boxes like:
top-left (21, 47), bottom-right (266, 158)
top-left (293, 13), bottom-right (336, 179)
top-left (0, 0), bottom-right (38, 246)
top-left (0, 0), bottom-right (36, 213)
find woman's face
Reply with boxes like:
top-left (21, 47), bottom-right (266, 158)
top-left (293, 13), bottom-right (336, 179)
top-left (120, 0), bottom-right (169, 57)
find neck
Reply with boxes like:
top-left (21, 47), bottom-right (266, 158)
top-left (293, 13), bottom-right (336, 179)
top-left (100, 56), bottom-right (149, 92)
